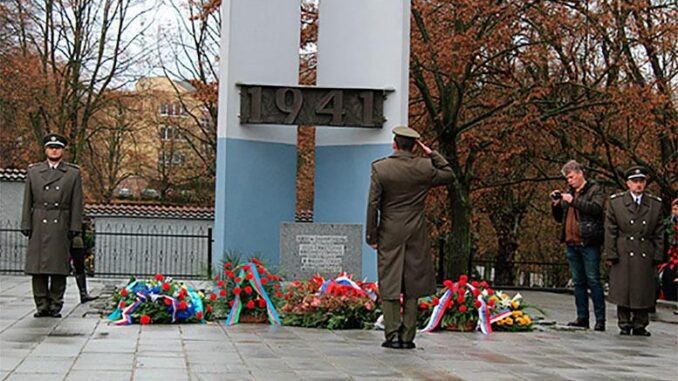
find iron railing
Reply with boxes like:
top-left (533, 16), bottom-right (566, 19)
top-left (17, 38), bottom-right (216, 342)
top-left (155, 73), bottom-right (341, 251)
top-left (471, 259), bottom-right (570, 289)
top-left (0, 221), bottom-right (213, 279)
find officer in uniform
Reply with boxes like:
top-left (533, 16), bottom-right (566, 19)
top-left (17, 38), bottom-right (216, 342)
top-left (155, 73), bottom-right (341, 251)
top-left (605, 166), bottom-right (664, 336)
top-left (21, 133), bottom-right (84, 317)
top-left (366, 126), bottom-right (454, 349)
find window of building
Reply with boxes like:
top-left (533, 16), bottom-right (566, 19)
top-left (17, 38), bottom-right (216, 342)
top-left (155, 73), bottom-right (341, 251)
top-left (159, 151), bottom-right (186, 165)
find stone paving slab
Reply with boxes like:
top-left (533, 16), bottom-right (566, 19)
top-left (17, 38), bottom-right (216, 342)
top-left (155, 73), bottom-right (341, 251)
top-left (1, 275), bottom-right (676, 381)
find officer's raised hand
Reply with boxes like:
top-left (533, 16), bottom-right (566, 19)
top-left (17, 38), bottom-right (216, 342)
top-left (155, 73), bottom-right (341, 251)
top-left (416, 140), bottom-right (432, 155)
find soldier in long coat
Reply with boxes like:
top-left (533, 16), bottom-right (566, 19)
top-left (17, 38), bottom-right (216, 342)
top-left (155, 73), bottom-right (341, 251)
top-left (605, 166), bottom-right (664, 336)
top-left (21, 133), bottom-right (84, 318)
top-left (366, 126), bottom-right (454, 349)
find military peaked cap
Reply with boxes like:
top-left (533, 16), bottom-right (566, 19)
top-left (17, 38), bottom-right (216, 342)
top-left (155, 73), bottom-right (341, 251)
top-left (625, 166), bottom-right (648, 180)
top-left (43, 133), bottom-right (68, 148)
top-left (392, 126), bottom-right (421, 139)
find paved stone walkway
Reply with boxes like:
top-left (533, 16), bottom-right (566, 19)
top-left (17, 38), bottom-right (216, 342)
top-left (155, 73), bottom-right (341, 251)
top-left (1, 275), bottom-right (676, 380)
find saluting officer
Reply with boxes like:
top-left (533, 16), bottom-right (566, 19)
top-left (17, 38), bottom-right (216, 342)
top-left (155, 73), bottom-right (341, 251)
top-left (366, 126), bottom-right (454, 349)
top-left (605, 166), bottom-right (664, 336)
top-left (21, 133), bottom-right (84, 318)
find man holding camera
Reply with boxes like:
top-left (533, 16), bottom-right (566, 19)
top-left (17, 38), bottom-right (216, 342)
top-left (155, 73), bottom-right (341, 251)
top-left (551, 160), bottom-right (606, 331)
top-left (605, 166), bottom-right (664, 336)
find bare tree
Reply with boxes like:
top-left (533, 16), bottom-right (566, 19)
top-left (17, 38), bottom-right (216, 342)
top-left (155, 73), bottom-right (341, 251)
top-left (7, 0), bottom-right (153, 163)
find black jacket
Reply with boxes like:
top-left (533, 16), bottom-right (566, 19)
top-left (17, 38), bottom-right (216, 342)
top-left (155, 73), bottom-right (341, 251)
top-left (551, 180), bottom-right (605, 247)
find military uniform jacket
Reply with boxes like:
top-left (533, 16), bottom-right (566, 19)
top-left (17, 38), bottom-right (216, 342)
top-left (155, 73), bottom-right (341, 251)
top-left (21, 161), bottom-right (84, 275)
top-left (366, 150), bottom-right (454, 300)
top-left (605, 191), bottom-right (664, 309)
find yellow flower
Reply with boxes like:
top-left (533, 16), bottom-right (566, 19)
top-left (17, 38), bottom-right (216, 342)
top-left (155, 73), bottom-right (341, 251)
top-left (505, 318), bottom-right (513, 326)
top-left (501, 294), bottom-right (509, 300)
top-left (524, 316), bottom-right (532, 325)
top-left (511, 310), bottom-right (523, 318)
top-left (198, 291), bottom-right (205, 298)
top-left (510, 301), bottom-right (520, 309)
top-left (490, 295), bottom-right (499, 303)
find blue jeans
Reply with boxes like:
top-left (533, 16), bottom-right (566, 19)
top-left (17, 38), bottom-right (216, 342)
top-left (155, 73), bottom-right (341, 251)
top-left (566, 245), bottom-right (606, 322)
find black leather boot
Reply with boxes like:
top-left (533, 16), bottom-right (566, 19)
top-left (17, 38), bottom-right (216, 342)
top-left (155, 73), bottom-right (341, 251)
top-left (76, 274), bottom-right (99, 303)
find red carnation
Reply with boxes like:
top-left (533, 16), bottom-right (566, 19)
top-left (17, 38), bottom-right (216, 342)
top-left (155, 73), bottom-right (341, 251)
top-left (206, 304), bottom-right (212, 312)
top-left (224, 262), bottom-right (232, 269)
top-left (487, 289), bottom-right (494, 296)
top-left (471, 281), bottom-right (479, 288)
top-left (155, 273), bottom-right (164, 282)
top-left (456, 295), bottom-right (465, 304)
top-left (119, 301), bottom-right (126, 308)
top-left (214, 275), bottom-right (220, 281)
top-left (474, 300), bottom-right (482, 308)
top-left (219, 289), bottom-right (227, 297)
top-left (246, 300), bottom-right (255, 309)
top-left (210, 293), bottom-right (217, 301)
top-left (284, 294), bottom-right (290, 300)
top-left (162, 283), bottom-right (171, 291)
top-left (257, 267), bottom-right (265, 274)
top-left (245, 273), bottom-right (253, 281)
top-left (226, 271), bottom-right (234, 278)
top-left (432, 297), bottom-right (440, 306)
top-left (196, 311), bottom-right (203, 320)
top-left (294, 280), bottom-right (300, 286)
top-left (229, 300), bottom-right (234, 307)
top-left (140, 315), bottom-right (151, 325)
top-left (480, 281), bottom-right (489, 288)
top-left (242, 265), bottom-right (251, 271)
top-left (164, 298), bottom-right (172, 306)
top-left (443, 280), bottom-right (453, 289)
top-left (179, 301), bottom-right (187, 310)
top-left (235, 277), bottom-right (242, 284)
top-left (244, 286), bottom-right (253, 294)
top-left (275, 291), bottom-right (283, 298)
top-left (217, 280), bottom-right (224, 287)
top-left (472, 289), bottom-right (480, 297)
top-left (258, 299), bottom-right (266, 308)
top-left (458, 275), bottom-right (468, 286)
top-left (459, 305), bottom-right (467, 313)
top-left (274, 284), bottom-right (280, 290)
top-left (261, 278), bottom-right (268, 285)
top-left (233, 287), bottom-right (241, 295)
top-left (419, 303), bottom-right (428, 309)
top-left (120, 288), bottom-right (128, 297)
top-left (488, 299), bottom-right (495, 307)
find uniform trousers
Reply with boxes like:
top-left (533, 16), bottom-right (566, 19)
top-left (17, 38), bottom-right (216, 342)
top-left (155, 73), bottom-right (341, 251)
top-left (617, 306), bottom-right (649, 329)
top-left (32, 274), bottom-right (67, 313)
top-left (382, 298), bottom-right (418, 343)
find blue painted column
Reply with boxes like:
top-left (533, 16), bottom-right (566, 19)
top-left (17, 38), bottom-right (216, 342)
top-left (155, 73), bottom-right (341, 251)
top-left (213, 0), bottom-right (300, 267)
top-left (315, 0), bottom-right (411, 281)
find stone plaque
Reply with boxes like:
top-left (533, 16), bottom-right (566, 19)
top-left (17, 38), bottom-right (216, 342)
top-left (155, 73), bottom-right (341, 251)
top-left (281, 223), bottom-right (362, 280)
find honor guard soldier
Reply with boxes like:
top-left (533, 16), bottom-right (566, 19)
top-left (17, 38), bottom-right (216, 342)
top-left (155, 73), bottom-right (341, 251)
top-left (21, 133), bottom-right (84, 317)
top-left (366, 126), bottom-right (454, 349)
top-left (605, 166), bottom-right (664, 336)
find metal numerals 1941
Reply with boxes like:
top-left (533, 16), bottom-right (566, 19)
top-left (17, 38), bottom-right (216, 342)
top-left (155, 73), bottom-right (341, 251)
top-left (238, 84), bottom-right (388, 128)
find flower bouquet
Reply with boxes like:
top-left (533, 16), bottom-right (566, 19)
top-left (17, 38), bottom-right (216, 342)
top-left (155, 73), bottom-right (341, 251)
top-left (280, 273), bottom-right (380, 330)
top-left (418, 275), bottom-right (495, 332)
top-left (489, 291), bottom-right (534, 332)
top-left (108, 274), bottom-right (210, 325)
top-left (208, 258), bottom-right (283, 326)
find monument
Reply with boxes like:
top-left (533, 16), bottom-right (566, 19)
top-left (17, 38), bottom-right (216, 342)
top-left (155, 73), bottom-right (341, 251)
top-left (214, 0), bottom-right (410, 280)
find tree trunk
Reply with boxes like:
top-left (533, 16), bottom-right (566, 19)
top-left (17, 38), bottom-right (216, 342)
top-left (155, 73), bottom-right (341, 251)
top-left (494, 234), bottom-right (517, 286)
top-left (445, 186), bottom-right (472, 279)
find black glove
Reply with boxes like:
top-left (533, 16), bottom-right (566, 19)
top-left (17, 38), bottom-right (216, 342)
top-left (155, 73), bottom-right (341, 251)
top-left (21, 230), bottom-right (32, 238)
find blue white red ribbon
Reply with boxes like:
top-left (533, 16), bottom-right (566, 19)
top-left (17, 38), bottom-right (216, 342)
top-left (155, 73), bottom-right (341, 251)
top-left (419, 289), bottom-right (453, 333)
top-left (318, 274), bottom-right (378, 301)
top-left (225, 262), bottom-right (281, 326)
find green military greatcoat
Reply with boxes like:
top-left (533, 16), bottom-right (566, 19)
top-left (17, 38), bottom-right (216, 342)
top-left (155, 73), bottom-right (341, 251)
top-left (366, 150), bottom-right (454, 300)
top-left (605, 191), bottom-right (664, 309)
top-left (21, 161), bottom-right (84, 275)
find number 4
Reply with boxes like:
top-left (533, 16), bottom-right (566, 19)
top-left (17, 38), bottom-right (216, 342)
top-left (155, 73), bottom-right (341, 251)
top-left (315, 90), bottom-right (344, 125)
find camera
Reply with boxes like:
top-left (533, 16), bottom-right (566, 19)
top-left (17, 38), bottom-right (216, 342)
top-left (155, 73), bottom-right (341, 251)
top-left (551, 191), bottom-right (562, 200)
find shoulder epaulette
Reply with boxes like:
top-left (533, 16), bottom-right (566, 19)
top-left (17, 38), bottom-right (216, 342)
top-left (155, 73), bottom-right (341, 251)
top-left (610, 192), bottom-right (625, 199)
top-left (28, 163), bottom-right (39, 168)
top-left (646, 194), bottom-right (662, 202)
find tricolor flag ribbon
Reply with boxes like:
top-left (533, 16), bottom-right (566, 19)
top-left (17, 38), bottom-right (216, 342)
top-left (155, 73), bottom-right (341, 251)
top-left (318, 275), bottom-right (378, 302)
top-left (225, 262), bottom-right (281, 326)
top-left (419, 288), bottom-right (453, 333)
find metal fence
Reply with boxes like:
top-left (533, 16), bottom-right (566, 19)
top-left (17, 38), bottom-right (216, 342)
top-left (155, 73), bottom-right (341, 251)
top-left (0, 221), bottom-right (213, 279)
top-left (472, 259), bottom-right (571, 289)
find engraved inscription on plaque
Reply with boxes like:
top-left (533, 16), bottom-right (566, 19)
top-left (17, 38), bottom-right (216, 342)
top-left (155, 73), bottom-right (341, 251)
top-left (296, 235), bottom-right (347, 274)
